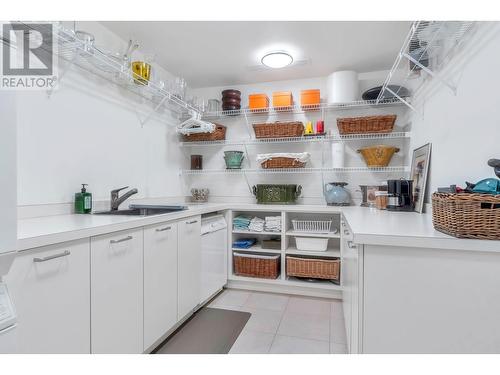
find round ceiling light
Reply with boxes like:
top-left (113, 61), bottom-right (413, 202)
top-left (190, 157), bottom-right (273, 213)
top-left (261, 51), bottom-right (293, 69)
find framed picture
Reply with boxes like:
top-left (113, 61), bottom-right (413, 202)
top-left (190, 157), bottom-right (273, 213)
top-left (411, 143), bottom-right (432, 213)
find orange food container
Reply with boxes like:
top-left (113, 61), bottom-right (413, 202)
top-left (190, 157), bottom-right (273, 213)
top-left (249, 94), bottom-right (270, 110)
top-left (272, 91), bottom-right (293, 108)
top-left (301, 89), bottom-right (320, 107)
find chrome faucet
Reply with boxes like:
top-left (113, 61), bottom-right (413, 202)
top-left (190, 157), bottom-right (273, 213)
top-left (110, 186), bottom-right (138, 210)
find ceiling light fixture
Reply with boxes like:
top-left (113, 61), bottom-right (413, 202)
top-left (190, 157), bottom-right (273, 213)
top-left (261, 51), bottom-right (293, 69)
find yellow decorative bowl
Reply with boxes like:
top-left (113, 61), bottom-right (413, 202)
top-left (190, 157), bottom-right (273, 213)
top-left (357, 145), bottom-right (400, 167)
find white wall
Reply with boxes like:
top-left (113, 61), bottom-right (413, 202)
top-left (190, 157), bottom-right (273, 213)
top-left (409, 22), bottom-right (500, 199)
top-left (17, 22), bottom-right (186, 209)
top-left (0, 92), bottom-right (17, 258)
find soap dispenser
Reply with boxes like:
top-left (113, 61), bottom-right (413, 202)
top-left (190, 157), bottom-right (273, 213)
top-left (75, 184), bottom-right (92, 214)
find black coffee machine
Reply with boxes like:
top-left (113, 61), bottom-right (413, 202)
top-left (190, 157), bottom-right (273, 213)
top-left (386, 179), bottom-right (414, 211)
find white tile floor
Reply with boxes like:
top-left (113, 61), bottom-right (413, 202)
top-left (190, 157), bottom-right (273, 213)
top-left (208, 289), bottom-right (348, 354)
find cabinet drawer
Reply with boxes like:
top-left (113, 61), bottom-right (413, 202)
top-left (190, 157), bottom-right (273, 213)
top-left (5, 239), bottom-right (91, 353)
top-left (91, 228), bottom-right (143, 354)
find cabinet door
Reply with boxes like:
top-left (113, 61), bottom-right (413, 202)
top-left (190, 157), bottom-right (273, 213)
top-left (144, 221), bottom-right (178, 350)
top-left (91, 229), bottom-right (143, 354)
top-left (177, 216), bottom-right (201, 320)
top-left (341, 221), bottom-right (352, 351)
top-left (5, 239), bottom-right (90, 353)
top-left (347, 242), bottom-right (361, 353)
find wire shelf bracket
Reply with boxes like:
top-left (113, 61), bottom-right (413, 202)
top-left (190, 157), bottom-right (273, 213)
top-left (376, 21), bottom-right (475, 114)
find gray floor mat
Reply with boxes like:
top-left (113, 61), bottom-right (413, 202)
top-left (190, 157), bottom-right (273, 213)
top-left (155, 307), bottom-right (251, 354)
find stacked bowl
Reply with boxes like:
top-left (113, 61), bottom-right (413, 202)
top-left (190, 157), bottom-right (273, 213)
top-left (222, 89), bottom-right (241, 111)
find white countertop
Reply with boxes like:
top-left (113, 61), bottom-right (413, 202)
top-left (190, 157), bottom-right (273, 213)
top-left (18, 203), bottom-right (500, 253)
top-left (341, 207), bottom-right (500, 252)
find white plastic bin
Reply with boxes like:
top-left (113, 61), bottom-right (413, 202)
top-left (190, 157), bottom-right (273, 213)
top-left (294, 237), bottom-right (329, 252)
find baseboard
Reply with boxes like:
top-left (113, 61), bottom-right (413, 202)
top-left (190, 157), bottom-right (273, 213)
top-left (227, 280), bottom-right (342, 300)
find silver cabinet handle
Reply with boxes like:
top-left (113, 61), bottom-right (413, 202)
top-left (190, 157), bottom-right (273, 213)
top-left (156, 226), bottom-right (171, 232)
top-left (33, 250), bottom-right (71, 263)
top-left (110, 235), bottom-right (133, 244)
top-left (347, 241), bottom-right (357, 249)
top-left (186, 220), bottom-right (198, 224)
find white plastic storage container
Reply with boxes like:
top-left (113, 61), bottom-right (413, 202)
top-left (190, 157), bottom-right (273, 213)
top-left (294, 237), bottom-right (329, 252)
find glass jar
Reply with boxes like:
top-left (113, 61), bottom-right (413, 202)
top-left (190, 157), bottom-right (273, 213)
top-left (375, 191), bottom-right (389, 210)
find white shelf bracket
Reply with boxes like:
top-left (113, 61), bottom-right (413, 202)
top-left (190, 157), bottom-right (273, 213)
top-left (384, 86), bottom-right (419, 115)
top-left (242, 171), bottom-right (253, 195)
top-left (137, 95), bottom-right (170, 127)
top-left (243, 111), bottom-right (253, 139)
top-left (402, 52), bottom-right (458, 95)
top-left (47, 54), bottom-right (78, 98)
top-left (243, 143), bottom-right (251, 169)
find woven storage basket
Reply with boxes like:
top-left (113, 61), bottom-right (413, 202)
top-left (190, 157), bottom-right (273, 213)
top-left (357, 145), bottom-right (399, 167)
top-left (261, 157), bottom-right (306, 169)
top-left (286, 256), bottom-right (340, 280)
top-left (182, 124), bottom-right (226, 142)
top-left (432, 193), bottom-right (500, 240)
top-left (253, 121), bottom-right (304, 138)
top-left (233, 252), bottom-right (280, 279)
top-left (337, 115), bottom-right (396, 135)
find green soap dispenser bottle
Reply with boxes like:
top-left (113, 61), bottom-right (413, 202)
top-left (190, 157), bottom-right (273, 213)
top-left (75, 184), bottom-right (92, 214)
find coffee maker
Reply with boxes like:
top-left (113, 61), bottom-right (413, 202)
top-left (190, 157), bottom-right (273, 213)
top-left (386, 179), bottom-right (414, 211)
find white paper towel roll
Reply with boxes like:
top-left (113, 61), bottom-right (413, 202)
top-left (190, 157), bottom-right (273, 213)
top-left (327, 70), bottom-right (359, 103)
top-left (332, 142), bottom-right (345, 168)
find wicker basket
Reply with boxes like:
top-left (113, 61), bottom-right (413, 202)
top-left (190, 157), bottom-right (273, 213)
top-left (233, 252), bottom-right (280, 279)
top-left (286, 256), bottom-right (340, 280)
top-left (432, 193), bottom-right (500, 240)
top-left (260, 157), bottom-right (306, 169)
top-left (357, 145), bottom-right (399, 167)
top-left (182, 124), bottom-right (226, 142)
top-left (337, 115), bottom-right (396, 135)
top-left (253, 121), bottom-right (304, 139)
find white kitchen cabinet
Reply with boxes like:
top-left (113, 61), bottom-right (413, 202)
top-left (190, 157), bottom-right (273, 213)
top-left (362, 244), bottom-right (500, 353)
top-left (90, 229), bottom-right (143, 354)
top-left (5, 239), bottom-right (90, 353)
top-left (143, 221), bottom-right (178, 350)
top-left (177, 215), bottom-right (201, 320)
top-left (341, 220), bottom-right (363, 354)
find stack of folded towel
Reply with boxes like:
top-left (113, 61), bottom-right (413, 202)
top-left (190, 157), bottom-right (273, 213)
top-left (232, 238), bottom-right (257, 249)
top-left (264, 216), bottom-right (282, 232)
top-left (233, 215), bottom-right (252, 231)
top-left (248, 217), bottom-right (265, 232)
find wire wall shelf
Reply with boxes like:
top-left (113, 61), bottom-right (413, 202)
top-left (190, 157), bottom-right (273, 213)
top-left (201, 98), bottom-right (406, 119)
top-left (377, 21), bottom-right (475, 112)
top-left (182, 166), bottom-right (409, 175)
top-left (27, 23), bottom-right (200, 124)
top-left (179, 132), bottom-right (411, 147)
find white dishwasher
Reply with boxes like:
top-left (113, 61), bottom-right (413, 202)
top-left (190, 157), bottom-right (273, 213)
top-left (200, 215), bottom-right (228, 304)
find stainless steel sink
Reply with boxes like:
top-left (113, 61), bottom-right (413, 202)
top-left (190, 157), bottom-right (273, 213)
top-left (94, 206), bottom-right (187, 216)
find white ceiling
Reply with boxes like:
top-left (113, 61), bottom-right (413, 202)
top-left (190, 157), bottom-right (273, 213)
top-left (101, 21), bottom-right (411, 88)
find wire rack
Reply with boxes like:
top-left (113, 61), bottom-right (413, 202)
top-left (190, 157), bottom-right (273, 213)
top-left (179, 132), bottom-right (411, 147)
top-left (291, 219), bottom-right (332, 233)
top-left (377, 21), bottom-right (475, 111)
top-left (201, 97), bottom-right (405, 119)
top-left (27, 22), bottom-right (200, 120)
top-left (182, 166), bottom-right (409, 175)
